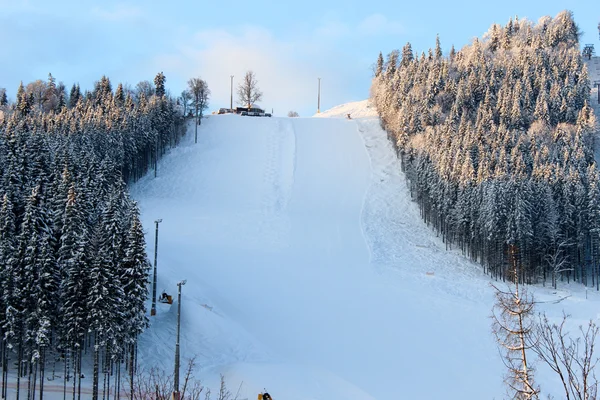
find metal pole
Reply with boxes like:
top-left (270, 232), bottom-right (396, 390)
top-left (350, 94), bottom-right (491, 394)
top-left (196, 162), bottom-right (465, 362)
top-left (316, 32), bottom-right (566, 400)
top-left (230, 75), bottom-right (234, 110)
top-left (150, 219), bottom-right (162, 317)
top-left (317, 78), bottom-right (321, 113)
top-left (172, 280), bottom-right (186, 400)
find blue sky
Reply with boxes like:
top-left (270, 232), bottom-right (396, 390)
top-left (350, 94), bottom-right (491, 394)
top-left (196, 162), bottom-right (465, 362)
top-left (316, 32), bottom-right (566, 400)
top-left (1, 0), bottom-right (598, 117)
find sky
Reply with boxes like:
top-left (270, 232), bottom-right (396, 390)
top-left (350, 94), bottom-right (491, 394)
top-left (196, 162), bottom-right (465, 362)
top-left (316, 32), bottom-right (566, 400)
top-left (1, 0), bottom-right (598, 117)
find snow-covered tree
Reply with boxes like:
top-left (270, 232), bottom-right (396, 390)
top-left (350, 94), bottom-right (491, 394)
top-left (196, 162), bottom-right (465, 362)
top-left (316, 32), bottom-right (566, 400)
top-left (370, 10), bottom-right (597, 285)
top-left (154, 72), bottom-right (166, 98)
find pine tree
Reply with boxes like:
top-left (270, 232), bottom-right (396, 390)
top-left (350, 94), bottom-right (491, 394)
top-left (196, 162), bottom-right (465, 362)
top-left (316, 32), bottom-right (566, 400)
top-left (35, 232), bottom-right (58, 348)
top-left (400, 43), bottom-right (413, 68)
top-left (114, 83), bottom-right (125, 107)
top-left (56, 81), bottom-right (67, 110)
top-left (375, 52), bottom-right (384, 77)
top-left (16, 81), bottom-right (25, 107)
top-left (488, 23), bottom-right (501, 52)
top-left (59, 186), bottom-right (90, 350)
top-left (154, 72), bottom-right (166, 98)
top-left (435, 34), bottom-right (442, 60)
top-left (0, 194), bottom-right (17, 336)
top-left (121, 204), bottom-right (150, 342)
top-left (43, 73), bottom-right (58, 112)
top-left (87, 185), bottom-right (127, 347)
top-left (0, 89), bottom-right (7, 106)
top-left (385, 50), bottom-right (400, 81)
top-left (17, 89), bottom-right (31, 117)
top-left (69, 83), bottom-right (81, 108)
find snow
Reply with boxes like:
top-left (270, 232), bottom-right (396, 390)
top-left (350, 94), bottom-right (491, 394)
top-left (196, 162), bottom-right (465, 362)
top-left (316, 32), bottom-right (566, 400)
top-left (313, 99), bottom-right (378, 119)
top-left (126, 108), bottom-right (600, 399)
top-left (16, 101), bottom-right (600, 399)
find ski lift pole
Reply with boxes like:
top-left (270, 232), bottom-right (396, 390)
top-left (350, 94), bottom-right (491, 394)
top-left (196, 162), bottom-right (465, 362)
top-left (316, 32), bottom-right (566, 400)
top-left (151, 219), bottom-right (162, 316)
top-left (317, 77), bottom-right (321, 113)
top-left (172, 280), bottom-right (186, 400)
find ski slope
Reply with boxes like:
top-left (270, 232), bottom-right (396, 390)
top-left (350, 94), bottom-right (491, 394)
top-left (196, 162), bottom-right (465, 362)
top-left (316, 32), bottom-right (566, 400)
top-left (128, 103), bottom-right (600, 400)
top-left (313, 99), bottom-right (378, 119)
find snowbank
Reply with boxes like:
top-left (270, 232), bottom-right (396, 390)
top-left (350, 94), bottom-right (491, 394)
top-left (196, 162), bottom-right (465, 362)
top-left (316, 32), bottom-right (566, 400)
top-left (313, 99), bottom-right (378, 119)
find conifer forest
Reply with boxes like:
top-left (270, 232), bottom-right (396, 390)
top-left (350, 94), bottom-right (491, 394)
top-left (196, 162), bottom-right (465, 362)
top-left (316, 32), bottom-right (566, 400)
top-left (0, 72), bottom-right (190, 399)
top-left (0, 5), bottom-right (599, 399)
top-left (371, 11), bottom-right (598, 287)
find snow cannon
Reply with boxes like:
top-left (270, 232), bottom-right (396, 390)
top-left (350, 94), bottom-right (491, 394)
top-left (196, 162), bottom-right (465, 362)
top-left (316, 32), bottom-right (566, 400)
top-left (258, 392), bottom-right (272, 400)
top-left (158, 292), bottom-right (173, 304)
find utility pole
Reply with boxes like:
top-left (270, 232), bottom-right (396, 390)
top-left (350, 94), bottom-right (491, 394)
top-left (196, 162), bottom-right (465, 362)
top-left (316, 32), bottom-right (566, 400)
top-left (230, 75), bottom-right (234, 110)
top-left (150, 219), bottom-right (162, 317)
top-left (172, 280), bottom-right (187, 400)
top-left (317, 77), bottom-right (321, 113)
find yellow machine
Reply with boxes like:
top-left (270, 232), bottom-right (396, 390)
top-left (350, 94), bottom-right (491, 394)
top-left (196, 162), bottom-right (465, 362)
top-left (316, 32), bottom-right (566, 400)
top-left (158, 292), bottom-right (173, 304)
top-left (258, 392), bottom-right (272, 400)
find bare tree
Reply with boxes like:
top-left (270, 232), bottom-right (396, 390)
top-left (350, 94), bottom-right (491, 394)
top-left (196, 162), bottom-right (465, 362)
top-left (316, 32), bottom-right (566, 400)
top-left (491, 266), bottom-right (539, 399)
top-left (545, 239), bottom-right (574, 289)
top-left (135, 80), bottom-right (155, 102)
top-left (25, 79), bottom-right (47, 109)
top-left (188, 78), bottom-right (210, 143)
top-left (287, 111), bottom-right (299, 117)
top-left (217, 374), bottom-right (231, 400)
top-left (180, 90), bottom-right (193, 117)
top-left (128, 357), bottom-right (205, 400)
top-left (531, 314), bottom-right (599, 400)
top-left (237, 71), bottom-right (262, 108)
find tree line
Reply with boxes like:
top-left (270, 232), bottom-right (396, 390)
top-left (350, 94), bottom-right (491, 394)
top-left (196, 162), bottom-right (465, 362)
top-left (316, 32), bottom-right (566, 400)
top-left (371, 10), bottom-right (598, 288)
top-left (0, 71), bottom-right (206, 399)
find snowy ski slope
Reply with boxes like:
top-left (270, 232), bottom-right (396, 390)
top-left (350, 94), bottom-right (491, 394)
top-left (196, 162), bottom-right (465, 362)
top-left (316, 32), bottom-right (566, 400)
top-left (313, 99), bottom-right (378, 119)
top-left (126, 104), bottom-right (600, 400)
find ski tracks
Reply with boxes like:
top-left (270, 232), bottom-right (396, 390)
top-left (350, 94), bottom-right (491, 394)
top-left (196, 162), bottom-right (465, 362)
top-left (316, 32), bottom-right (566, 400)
top-left (356, 118), bottom-right (489, 304)
top-left (256, 119), bottom-right (296, 250)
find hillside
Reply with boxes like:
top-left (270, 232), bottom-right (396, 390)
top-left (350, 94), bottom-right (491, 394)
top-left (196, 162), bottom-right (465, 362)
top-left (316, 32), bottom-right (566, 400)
top-left (372, 11), bottom-right (599, 288)
top-left (124, 106), bottom-right (600, 399)
top-left (313, 99), bottom-right (378, 119)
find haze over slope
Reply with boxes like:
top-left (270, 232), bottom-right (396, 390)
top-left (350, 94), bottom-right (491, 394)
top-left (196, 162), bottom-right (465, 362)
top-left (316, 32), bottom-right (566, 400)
top-left (129, 103), bottom-right (598, 399)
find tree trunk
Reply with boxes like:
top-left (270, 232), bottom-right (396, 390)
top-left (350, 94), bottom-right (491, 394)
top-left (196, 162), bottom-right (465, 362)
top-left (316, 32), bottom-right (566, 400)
top-left (39, 347), bottom-right (45, 400)
top-left (93, 342), bottom-right (99, 400)
top-left (77, 348), bottom-right (82, 400)
top-left (194, 105), bottom-right (199, 143)
top-left (102, 347), bottom-right (107, 400)
top-left (16, 342), bottom-right (22, 400)
top-left (72, 349), bottom-right (76, 400)
top-left (31, 357), bottom-right (37, 400)
top-left (129, 344), bottom-right (135, 400)
top-left (63, 350), bottom-right (68, 400)
top-left (114, 359), bottom-right (120, 400)
top-left (2, 339), bottom-right (7, 399)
